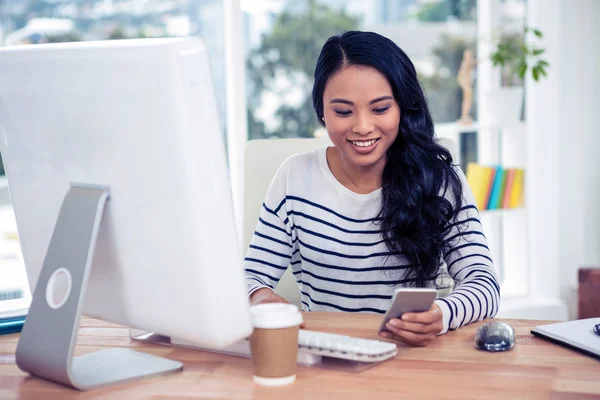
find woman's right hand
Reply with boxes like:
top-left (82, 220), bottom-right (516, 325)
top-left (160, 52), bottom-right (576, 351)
top-left (249, 288), bottom-right (305, 328)
top-left (249, 287), bottom-right (289, 306)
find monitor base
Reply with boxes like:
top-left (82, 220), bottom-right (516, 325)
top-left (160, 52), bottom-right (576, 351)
top-left (15, 184), bottom-right (182, 391)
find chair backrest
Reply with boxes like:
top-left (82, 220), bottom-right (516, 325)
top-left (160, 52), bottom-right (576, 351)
top-left (242, 136), bottom-right (456, 304)
top-left (243, 137), bottom-right (331, 305)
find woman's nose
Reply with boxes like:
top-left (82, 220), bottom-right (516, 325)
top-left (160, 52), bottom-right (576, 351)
top-left (352, 112), bottom-right (374, 136)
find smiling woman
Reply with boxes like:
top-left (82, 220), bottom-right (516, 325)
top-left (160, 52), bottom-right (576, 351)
top-left (321, 66), bottom-right (400, 194)
top-left (244, 31), bottom-right (500, 348)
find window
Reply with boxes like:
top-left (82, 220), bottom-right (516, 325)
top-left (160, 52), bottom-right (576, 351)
top-left (244, 0), bottom-right (478, 140)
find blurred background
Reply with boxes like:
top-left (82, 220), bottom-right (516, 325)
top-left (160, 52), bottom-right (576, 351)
top-left (1, 0), bottom-right (599, 322)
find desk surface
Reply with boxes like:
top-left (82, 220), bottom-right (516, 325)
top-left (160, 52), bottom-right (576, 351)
top-left (1, 313), bottom-right (599, 399)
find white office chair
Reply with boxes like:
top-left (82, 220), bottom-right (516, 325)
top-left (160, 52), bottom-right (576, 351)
top-left (242, 137), bottom-right (456, 306)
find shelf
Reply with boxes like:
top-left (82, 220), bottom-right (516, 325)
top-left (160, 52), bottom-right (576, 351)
top-left (480, 208), bottom-right (526, 216)
top-left (436, 121), bottom-right (527, 134)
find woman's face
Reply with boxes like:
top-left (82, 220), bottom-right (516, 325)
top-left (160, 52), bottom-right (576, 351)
top-left (322, 65), bottom-right (400, 170)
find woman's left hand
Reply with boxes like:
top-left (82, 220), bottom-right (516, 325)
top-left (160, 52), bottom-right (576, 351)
top-left (379, 303), bottom-right (443, 347)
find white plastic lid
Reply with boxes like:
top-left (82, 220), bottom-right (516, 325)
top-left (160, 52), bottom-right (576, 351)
top-left (249, 303), bottom-right (303, 329)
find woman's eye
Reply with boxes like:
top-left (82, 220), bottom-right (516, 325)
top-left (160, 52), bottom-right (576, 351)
top-left (334, 110), bottom-right (352, 117)
top-left (373, 107), bottom-right (390, 114)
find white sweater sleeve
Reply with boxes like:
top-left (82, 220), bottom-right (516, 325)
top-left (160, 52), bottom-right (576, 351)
top-left (435, 168), bottom-right (500, 334)
top-left (244, 160), bottom-right (296, 296)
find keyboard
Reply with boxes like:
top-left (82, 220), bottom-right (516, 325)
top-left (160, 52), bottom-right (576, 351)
top-left (171, 329), bottom-right (398, 365)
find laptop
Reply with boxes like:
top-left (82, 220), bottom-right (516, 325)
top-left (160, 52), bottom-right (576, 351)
top-left (531, 318), bottom-right (600, 360)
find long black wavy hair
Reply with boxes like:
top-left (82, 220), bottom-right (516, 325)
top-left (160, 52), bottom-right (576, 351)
top-left (312, 31), bottom-right (464, 287)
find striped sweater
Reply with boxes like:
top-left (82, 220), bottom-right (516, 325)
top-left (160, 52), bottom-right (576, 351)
top-left (244, 147), bottom-right (500, 334)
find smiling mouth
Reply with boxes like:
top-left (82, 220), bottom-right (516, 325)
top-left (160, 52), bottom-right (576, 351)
top-left (349, 138), bottom-right (380, 147)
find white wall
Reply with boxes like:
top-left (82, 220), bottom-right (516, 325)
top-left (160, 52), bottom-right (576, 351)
top-left (527, 0), bottom-right (600, 319)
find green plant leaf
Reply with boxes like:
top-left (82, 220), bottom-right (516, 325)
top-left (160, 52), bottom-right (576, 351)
top-left (535, 60), bottom-right (548, 78)
top-left (532, 48), bottom-right (545, 56)
top-left (491, 51), bottom-right (509, 66)
top-left (538, 60), bottom-right (550, 67)
top-left (533, 29), bottom-right (543, 38)
top-left (532, 65), bottom-right (540, 81)
top-left (517, 62), bottom-right (528, 79)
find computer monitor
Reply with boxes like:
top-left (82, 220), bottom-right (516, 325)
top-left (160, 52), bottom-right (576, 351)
top-left (0, 37), bottom-right (252, 390)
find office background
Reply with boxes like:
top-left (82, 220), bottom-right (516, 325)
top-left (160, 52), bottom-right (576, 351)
top-left (0, 0), bottom-right (598, 321)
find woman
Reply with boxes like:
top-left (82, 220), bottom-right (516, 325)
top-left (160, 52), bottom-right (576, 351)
top-left (244, 31), bottom-right (499, 346)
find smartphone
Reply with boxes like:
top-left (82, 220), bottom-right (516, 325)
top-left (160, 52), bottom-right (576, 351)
top-left (377, 288), bottom-right (438, 334)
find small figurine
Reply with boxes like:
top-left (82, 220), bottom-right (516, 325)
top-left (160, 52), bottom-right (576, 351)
top-left (456, 49), bottom-right (477, 125)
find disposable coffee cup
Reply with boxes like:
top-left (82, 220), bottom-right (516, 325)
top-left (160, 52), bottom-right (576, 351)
top-left (248, 303), bottom-right (303, 386)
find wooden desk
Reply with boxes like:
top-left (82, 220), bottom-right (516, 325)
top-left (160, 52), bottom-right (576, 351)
top-left (1, 313), bottom-right (599, 399)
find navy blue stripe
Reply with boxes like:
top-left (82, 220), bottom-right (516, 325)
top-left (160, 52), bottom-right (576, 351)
top-left (453, 287), bottom-right (483, 321)
top-left (290, 259), bottom-right (301, 265)
top-left (301, 301), bottom-right (311, 311)
top-left (299, 280), bottom-right (393, 300)
top-left (462, 285), bottom-right (488, 320)
top-left (437, 297), bottom-right (454, 329)
top-left (273, 198), bottom-right (287, 214)
top-left (443, 230), bottom-right (486, 245)
top-left (245, 268), bottom-right (281, 283)
top-left (452, 263), bottom-right (492, 278)
top-left (249, 244), bottom-right (291, 260)
top-left (292, 249), bottom-right (300, 256)
top-left (293, 225), bottom-right (385, 247)
top-left (244, 257), bottom-right (288, 271)
top-left (299, 239), bottom-right (401, 259)
top-left (453, 296), bottom-right (468, 327)
top-left (453, 292), bottom-right (474, 326)
top-left (475, 276), bottom-right (501, 298)
top-left (466, 273), bottom-right (501, 296)
top-left (447, 253), bottom-right (494, 271)
top-left (258, 216), bottom-right (291, 237)
top-left (443, 218), bottom-right (482, 234)
top-left (443, 242), bottom-right (490, 259)
top-left (301, 268), bottom-right (426, 286)
top-left (301, 291), bottom-right (385, 313)
top-left (254, 231), bottom-right (293, 248)
top-left (301, 254), bottom-right (413, 272)
top-left (287, 211), bottom-right (382, 234)
top-left (447, 297), bottom-right (459, 322)
top-left (471, 281), bottom-right (496, 317)
top-left (457, 205), bottom-right (478, 214)
top-left (284, 195), bottom-right (380, 223)
top-left (461, 268), bottom-right (500, 293)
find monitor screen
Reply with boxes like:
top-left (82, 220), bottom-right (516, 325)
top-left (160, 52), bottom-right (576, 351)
top-left (0, 37), bottom-right (252, 348)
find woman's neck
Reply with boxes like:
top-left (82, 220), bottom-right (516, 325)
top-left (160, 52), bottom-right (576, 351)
top-left (326, 147), bottom-right (385, 194)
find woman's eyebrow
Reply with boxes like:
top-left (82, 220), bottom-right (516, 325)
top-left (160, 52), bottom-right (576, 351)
top-left (369, 95), bottom-right (393, 104)
top-left (330, 98), bottom-right (353, 105)
top-left (329, 95), bottom-right (393, 105)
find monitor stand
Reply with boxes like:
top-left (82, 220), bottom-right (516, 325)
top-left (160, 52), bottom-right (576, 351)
top-left (15, 184), bottom-right (183, 391)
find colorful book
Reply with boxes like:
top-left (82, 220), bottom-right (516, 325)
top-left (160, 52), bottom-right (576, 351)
top-left (482, 166), bottom-right (496, 210)
top-left (509, 168), bottom-right (525, 208)
top-left (466, 163), bottom-right (498, 211)
top-left (466, 163), bottom-right (485, 210)
top-left (487, 166), bottom-right (504, 210)
top-left (502, 169), bottom-right (516, 209)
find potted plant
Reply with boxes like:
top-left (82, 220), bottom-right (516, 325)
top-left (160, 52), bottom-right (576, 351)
top-left (491, 27), bottom-right (549, 84)
top-left (486, 26), bottom-right (549, 125)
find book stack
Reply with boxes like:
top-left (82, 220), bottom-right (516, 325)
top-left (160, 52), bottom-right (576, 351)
top-left (465, 163), bottom-right (525, 211)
